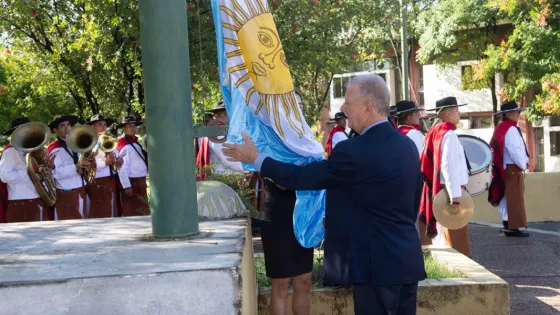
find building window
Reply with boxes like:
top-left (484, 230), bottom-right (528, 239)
top-left (470, 116), bottom-right (492, 129)
top-left (534, 127), bottom-right (545, 172)
top-left (550, 115), bottom-right (560, 127)
top-left (551, 131), bottom-right (560, 156)
top-left (461, 65), bottom-right (487, 91)
top-left (419, 65), bottom-right (425, 106)
top-left (333, 76), bottom-right (354, 99)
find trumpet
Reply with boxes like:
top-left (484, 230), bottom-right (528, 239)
top-left (10, 122), bottom-right (57, 207)
top-left (67, 124), bottom-right (98, 185)
top-left (99, 134), bottom-right (118, 171)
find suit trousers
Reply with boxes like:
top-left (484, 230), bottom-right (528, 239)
top-left (353, 282), bottom-right (418, 315)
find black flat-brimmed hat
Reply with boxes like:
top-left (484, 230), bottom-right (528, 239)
top-left (86, 114), bottom-right (115, 127)
top-left (427, 96), bottom-right (467, 112)
top-left (493, 100), bottom-right (525, 116)
top-left (48, 114), bottom-right (79, 132)
top-left (396, 100), bottom-right (424, 117)
top-left (334, 112), bottom-right (347, 120)
top-left (3, 117), bottom-right (31, 136)
top-left (208, 101), bottom-right (226, 113)
top-left (389, 105), bottom-right (398, 118)
top-left (116, 115), bottom-right (143, 128)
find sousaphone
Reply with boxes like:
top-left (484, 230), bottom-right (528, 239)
top-left (433, 188), bottom-right (474, 230)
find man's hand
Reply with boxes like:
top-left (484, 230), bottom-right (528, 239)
top-left (450, 197), bottom-right (461, 209)
top-left (124, 188), bottom-right (133, 197)
top-left (105, 152), bottom-right (116, 165)
top-left (47, 153), bottom-right (56, 170)
top-left (117, 157), bottom-right (124, 167)
top-left (222, 132), bottom-right (260, 164)
top-left (80, 159), bottom-right (92, 168)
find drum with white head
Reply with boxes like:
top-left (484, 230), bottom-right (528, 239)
top-left (459, 134), bottom-right (493, 196)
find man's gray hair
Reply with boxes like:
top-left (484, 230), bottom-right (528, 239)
top-left (347, 74), bottom-right (391, 116)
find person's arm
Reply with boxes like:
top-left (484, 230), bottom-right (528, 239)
top-left (259, 141), bottom-right (356, 191)
top-left (504, 127), bottom-right (529, 170)
top-left (0, 149), bottom-right (29, 184)
top-left (118, 147), bottom-right (132, 189)
top-left (331, 132), bottom-right (347, 148)
top-left (407, 130), bottom-right (424, 154)
top-left (51, 149), bottom-right (79, 180)
top-left (440, 133), bottom-right (463, 199)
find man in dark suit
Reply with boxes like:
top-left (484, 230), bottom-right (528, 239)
top-left (223, 74), bottom-right (425, 315)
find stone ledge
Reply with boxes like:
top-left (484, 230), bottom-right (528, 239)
top-left (257, 245), bottom-right (510, 315)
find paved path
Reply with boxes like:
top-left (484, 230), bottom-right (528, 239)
top-left (470, 223), bottom-right (560, 315)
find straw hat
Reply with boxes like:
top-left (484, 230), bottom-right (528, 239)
top-left (433, 188), bottom-right (474, 230)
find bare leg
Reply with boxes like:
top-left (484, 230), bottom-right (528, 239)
top-left (270, 278), bottom-right (290, 315)
top-left (291, 272), bottom-right (312, 315)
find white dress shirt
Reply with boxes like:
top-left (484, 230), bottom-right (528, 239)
top-left (209, 141), bottom-right (245, 175)
top-left (51, 146), bottom-right (85, 190)
top-left (0, 147), bottom-right (40, 200)
top-left (118, 142), bottom-right (148, 189)
top-left (94, 135), bottom-right (117, 179)
top-left (498, 126), bottom-right (529, 220)
top-left (401, 127), bottom-right (425, 154)
top-left (439, 130), bottom-right (469, 199)
top-left (331, 131), bottom-right (348, 148)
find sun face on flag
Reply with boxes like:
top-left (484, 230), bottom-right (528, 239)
top-left (219, 0), bottom-right (304, 138)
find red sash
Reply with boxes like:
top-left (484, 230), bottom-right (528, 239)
top-left (47, 139), bottom-right (63, 155)
top-left (117, 136), bottom-right (138, 152)
top-left (419, 122), bottom-right (456, 238)
top-left (325, 126), bottom-right (346, 157)
top-left (398, 124), bottom-right (422, 135)
top-left (0, 144), bottom-right (13, 223)
top-left (488, 120), bottom-right (518, 206)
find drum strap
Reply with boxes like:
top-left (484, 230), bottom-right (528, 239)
top-left (464, 150), bottom-right (472, 176)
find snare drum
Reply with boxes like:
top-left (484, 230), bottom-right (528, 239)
top-left (458, 135), bottom-right (493, 196)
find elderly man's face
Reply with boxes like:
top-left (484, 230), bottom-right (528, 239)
top-left (340, 85), bottom-right (368, 133)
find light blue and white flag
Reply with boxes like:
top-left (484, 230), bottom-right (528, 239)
top-left (210, 0), bottom-right (326, 247)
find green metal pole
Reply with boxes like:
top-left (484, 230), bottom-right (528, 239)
top-left (400, 0), bottom-right (409, 100)
top-left (139, 0), bottom-right (199, 237)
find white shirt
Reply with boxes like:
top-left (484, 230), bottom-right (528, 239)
top-left (94, 135), bottom-right (118, 179)
top-left (503, 126), bottom-right (529, 170)
top-left (440, 130), bottom-right (469, 199)
top-left (118, 142), bottom-right (148, 189)
top-left (331, 131), bottom-right (348, 148)
top-left (400, 127), bottom-right (425, 154)
top-left (51, 146), bottom-right (85, 190)
top-left (209, 141), bottom-right (245, 175)
top-left (0, 147), bottom-right (40, 200)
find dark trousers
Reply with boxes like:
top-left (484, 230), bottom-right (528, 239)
top-left (353, 283), bottom-right (418, 315)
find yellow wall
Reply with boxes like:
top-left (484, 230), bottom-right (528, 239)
top-left (472, 172), bottom-right (560, 223)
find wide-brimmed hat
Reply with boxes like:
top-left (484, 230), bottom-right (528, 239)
top-left (116, 116), bottom-right (143, 129)
top-left (389, 105), bottom-right (398, 118)
top-left (3, 117), bottom-right (31, 136)
top-left (208, 101), bottom-right (226, 113)
top-left (86, 114), bottom-right (115, 127)
top-left (48, 114), bottom-right (79, 132)
top-left (493, 100), bottom-right (525, 116)
top-left (334, 112), bottom-right (347, 120)
top-left (427, 97), bottom-right (467, 112)
top-left (433, 188), bottom-right (474, 230)
top-left (396, 100), bottom-right (424, 117)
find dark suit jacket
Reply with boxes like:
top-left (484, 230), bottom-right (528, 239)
top-left (261, 121), bottom-right (425, 286)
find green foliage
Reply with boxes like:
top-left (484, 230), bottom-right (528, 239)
top-left (461, 65), bottom-right (488, 90)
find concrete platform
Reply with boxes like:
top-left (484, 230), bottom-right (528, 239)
top-left (0, 217), bottom-right (257, 315)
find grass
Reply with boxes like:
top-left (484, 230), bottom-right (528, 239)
top-left (254, 250), bottom-right (459, 288)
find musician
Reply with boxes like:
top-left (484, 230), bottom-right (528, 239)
top-left (200, 101), bottom-right (245, 175)
top-left (388, 105), bottom-right (398, 128)
top-left (420, 97), bottom-right (472, 257)
top-left (86, 114), bottom-right (121, 218)
top-left (116, 116), bottom-right (149, 216)
top-left (48, 114), bottom-right (88, 220)
top-left (488, 101), bottom-right (529, 237)
top-left (0, 118), bottom-right (52, 222)
top-left (396, 100), bottom-right (425, 153)
top-left (325, 112), bottom-right (348, 157)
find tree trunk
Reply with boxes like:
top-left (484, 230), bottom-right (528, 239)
top-left (489, 75), bottom-right (499, 127)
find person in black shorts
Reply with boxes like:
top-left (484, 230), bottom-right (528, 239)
top-left (260, 179), bottom-right (314, 315)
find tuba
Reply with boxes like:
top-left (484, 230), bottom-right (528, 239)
top-left (99, 134), bottom-right (118, 170)
top-left (66, 124), bottom-right (98, 185)
top-left (10, 122), bottom-right (57, 207)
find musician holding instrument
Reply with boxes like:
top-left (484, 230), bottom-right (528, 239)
top-left (86, 114), bottom-right (122, 218)
top-left (116, 116), bottom-right (149, 216)
top-left (488, 101), bottom-right (530, 237)
top-left (420, 97), bottom-right (472, 257)
top-left (0, 118), bottom-right (55, 222)
top-left (47, 115), bottom-right (89, 220)
top-left (396, 100), bottom-right (425, 154)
